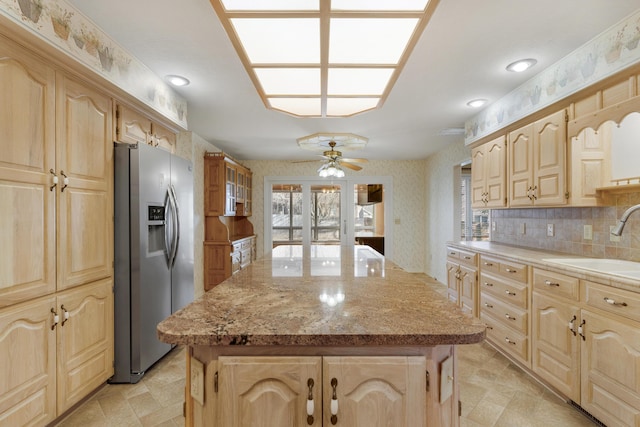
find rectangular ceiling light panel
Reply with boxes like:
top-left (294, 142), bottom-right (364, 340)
top-left (212, 0), bottom-right (437, 117)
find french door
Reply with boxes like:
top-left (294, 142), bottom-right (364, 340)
top-left (265, 177), bottom-right (392, 257)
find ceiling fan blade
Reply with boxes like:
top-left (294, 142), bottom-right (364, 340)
top-left (340, 162), bottom-right (362, 171)
top-left (340, 157), bottom-right (368, 163)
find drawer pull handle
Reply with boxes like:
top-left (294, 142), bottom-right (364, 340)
top-left (505, 290), bottom-right (516, 296)
top-left (449, 252), bottom-right (456, 256)
top-left (463, 256), bottom-right (471, 260)
top-left (330, 378), bottom-right (339, 425)
top-left (544, 280), bottom-right (560, 287)
top-left (603, 297), bottom-right (627, 307)
top-left (505, 337), bottom-right (516, 345)
top-left (306, 378), bottom-right (315, 425)
top-left (484, 303), bottom-right (493, 308)
top-left (505, 313), bottom-right (516, 321)
top-left (578, 319), bottom-right (586, 341)
top-left (505, 268), bottom-right (517, 273)
top-left (483, 262), bottom-right (493, 266)
top-left (568, 315), bottom-right (577, 336)
top-left (486, 325), bottom-right (493, 330)
top-left (484, 282), bottom-right (493, 287)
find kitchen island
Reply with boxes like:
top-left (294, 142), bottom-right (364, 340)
top-left (158, 245), bottom-right (485, 427)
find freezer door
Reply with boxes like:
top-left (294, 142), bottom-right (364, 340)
top-left (170, 154), bottom-right (194, 313)
top-left (131, 143), bottom-right (172, 374)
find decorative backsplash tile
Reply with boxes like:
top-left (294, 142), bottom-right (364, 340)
top-left (491, 192), bottom-right (640, 262)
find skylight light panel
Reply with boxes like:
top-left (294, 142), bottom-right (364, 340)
top-left (326, 98), bottom-right (380, 116)
top-left (329, 18), bottom-right (419, 64)
top-left (221, 0), bottom-right (318, 11)
top-left (269, 98), bottom-right (321, 116)
top-left (328, 68), bottom-right (394, 95)
top-left (331, 0), bottom-right (428, 11)
top-left (230, 18), bottom-right (320, 64)
top-left (255, 68), bottom-right (321, 95)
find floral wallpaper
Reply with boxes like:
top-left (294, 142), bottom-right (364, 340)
top-left (465, 8), bottom-right (640, 144)
top-left (0, 0), bottom-right (188, 128)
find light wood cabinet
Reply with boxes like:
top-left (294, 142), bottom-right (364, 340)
top-left (446, 247), bottom-right (478, 316)
top-left (0, 296), bottom-right (57, 426)
top-left (0, 40), bottom-right (57, 307)
top-left (56, 73), bottom-right (113, 291)
top-left (115, 103), bottom-right (177, 152)
top-left (569, 125), bottom-right (611, 206)
top-left (479, 254), bottom-right (530, 367)
top-left (212, 355), bottom-right (427, 427)
top-left (508, 109), bottom-right (567, 207)
top-left (0, 37), bottom-right (114, 425)
top-left (56, 279), bottom-right (114, 413)
top-left (471, 135), bottom-right (506, 208)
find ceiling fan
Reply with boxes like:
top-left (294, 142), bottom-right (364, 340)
top-left (295, 140), bottom-right (368, 177)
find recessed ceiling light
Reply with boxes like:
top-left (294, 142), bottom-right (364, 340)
top-left (505, 58), bottom-right (537, 73)
top-left (467, 99), bottom-right (487, 108)
top-left (165, 75), bottom-right (190, 87)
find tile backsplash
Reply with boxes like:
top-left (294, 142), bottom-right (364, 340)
top-left (490, 192), bottom-right (640, 262)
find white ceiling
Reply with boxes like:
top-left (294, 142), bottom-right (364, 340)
top-left (67, 0), bottom-right (640, 161)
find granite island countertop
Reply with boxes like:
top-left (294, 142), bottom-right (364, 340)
top-left (157, 245), bottom-right (486, 347)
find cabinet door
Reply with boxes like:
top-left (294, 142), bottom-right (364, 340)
top-left (570, 125), bottom-right (611, 206)
top-left (115, 104), bottom-right (151, 145)
top-left (534, 109), bottom-right (567, 205)
top-left (508, 124), bottom-right (534, 207)
top-left (323, 356), bottom-right (426, 427)
top-left (0, 296), bottom-right (57, 426)
top-left (56, 74), bottom-right (113, 290)
top-left (225, 162), bottom-right (237, 216)
top-left (459, 265), bottom-right (477, 317)
top-left (446, 261), bottom-right (459, 304)
top-left (0, 42), bottom-right (56, 307)
top-left (204, 157), bottom-right (225, 216)
top-left (152, 122), bottom-right (176, 153)
top-left (244, 172), bottom-right (252, 216)
top-left (484, 136), bottom-right (506, 208)
top-left (580, 310), bottom-right (640, 427)
top-left (470, 145), bottom-right (487, 208)
top-left (217, 356), bottom-right (322, 427)
top-left (56, 279), bottom-right (114, 413)
top-left (531, 292), bottom-right (580, 401)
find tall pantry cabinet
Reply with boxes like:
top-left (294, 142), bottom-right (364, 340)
top-left (0, 35), bottom-right (114, 426)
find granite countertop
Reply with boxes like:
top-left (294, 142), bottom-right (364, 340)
top-left (447, 241), bottom-right (640, 293)
top-left (157, 245), bottom-right (486, 347)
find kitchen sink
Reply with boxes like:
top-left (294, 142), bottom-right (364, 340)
top-left (542, 258), bottom-right (640, 280)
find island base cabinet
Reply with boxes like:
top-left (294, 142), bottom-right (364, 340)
top-left (190, 346), bottom-right (459, 427)
top-left (580, 310), bottom-right (640, 427)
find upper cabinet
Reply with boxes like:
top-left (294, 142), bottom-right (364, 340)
top-left (471, 135), bottom-right (506, 208)
top-left (508, 109), bottom-right (567, 207)
top-left (115, 103), bottom-right (176, 153)
top-left (204, 153), bottom-right (252, 218)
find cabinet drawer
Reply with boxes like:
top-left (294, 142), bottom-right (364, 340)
top-left (481, 255), bottom-right (528, 283)
top-left (583, 281), bottom-right (640, 323)
top-left (533, 268), bottom-right (579, 301)
top-left (446, 247), bottom-right (477, 266)
top-left (481, 293), bottom-right (528, 334)
top-left (480, 273), bottom-right (528, 309)
top-left (233, 242), bottom-right (242, 253)
top-left (482, 313), bottom-right (529, 365)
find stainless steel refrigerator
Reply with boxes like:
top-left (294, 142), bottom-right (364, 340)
top-left (112, 142), bottom-right (194, 383)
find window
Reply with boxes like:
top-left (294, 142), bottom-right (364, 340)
top-left (271, 184), bottom-right (303, 244)
top-left (310, 185), bottom-right (341, 243)
top-left (461, 169), bottom-right (489, 241)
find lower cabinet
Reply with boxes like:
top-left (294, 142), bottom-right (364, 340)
top-left (0, 280), bottom-right (114, 425)
top-left (446, 247), bottom-right (478, 317)
top-left (201, 355), bottom-right (431, 427)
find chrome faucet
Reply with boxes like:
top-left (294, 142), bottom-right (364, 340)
top-left (611, 203), bottom-right (640, 236)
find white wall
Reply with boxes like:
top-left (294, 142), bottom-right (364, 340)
top-left (423, 139), bottom-right (472, 283)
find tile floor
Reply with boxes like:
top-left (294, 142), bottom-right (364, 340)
top-left (55, 276), bottom-right (598, 427)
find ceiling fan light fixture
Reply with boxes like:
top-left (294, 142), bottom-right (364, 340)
top-left (505, 58), bottom-right (537, 73)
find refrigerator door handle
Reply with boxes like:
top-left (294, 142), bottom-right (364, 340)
top-left (164, 190), bottom-right (173, 265)
top-left (168, 184), bottom-right (180, 268)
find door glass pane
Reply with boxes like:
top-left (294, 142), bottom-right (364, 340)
top-left (311, 185), bottom-right (341, 243)
top-left (354, 184), bottom-right (385, 254)
top-left (272, 184), bottom-right (303, 245)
